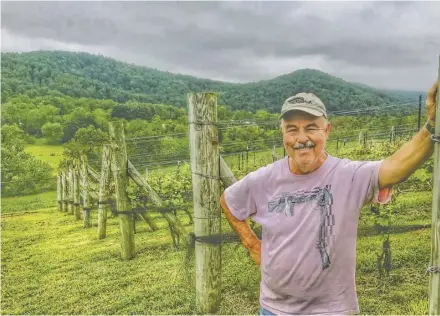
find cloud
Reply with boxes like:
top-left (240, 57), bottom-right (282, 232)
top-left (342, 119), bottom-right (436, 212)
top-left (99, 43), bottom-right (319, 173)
top-left (1, 1), bottom-right (439, 90)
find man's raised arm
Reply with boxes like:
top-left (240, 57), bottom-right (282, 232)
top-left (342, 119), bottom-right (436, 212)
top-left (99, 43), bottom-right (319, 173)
top-left (379, 82), bottom-right (438, 189)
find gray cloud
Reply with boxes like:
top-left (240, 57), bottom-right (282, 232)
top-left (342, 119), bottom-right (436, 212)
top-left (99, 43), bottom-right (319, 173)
top-left (1, 1), bottom-right (440, 90)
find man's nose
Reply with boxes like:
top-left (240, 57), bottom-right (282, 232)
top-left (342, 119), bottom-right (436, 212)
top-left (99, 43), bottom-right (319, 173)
top-left (296, 130), bottom-right (309, 142)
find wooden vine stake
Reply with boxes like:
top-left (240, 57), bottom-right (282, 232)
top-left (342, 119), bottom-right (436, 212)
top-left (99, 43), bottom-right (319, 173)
top-left (81, 155), bottom-right (92, 228)
top-left (97, 144), bottom-right (112, 239)
top-left (219, 156), bottom-right (237, 188)
top-left (109, 121), bottom-right (135, 260)
top-left (126, 163), bottom-right (163, 233)
top-left (68, 165), bottom-right (74, 215)
top-left (62, 171), bottom-right (67, 213)
top-left (73, 159), bottom-right (81, 220)
top-left (428, 55), bottom-right (440, 315)
top-left (390, 126), bottom-right (395, 144)
top-left (57, 172), bottom-right (62, 211)
top-left (188, 92), bottom-right (221, 314)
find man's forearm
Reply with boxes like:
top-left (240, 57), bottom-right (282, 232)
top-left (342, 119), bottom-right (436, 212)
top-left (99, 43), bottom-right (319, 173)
top-left (379, 124), bottom-right (435, 188)
top-left (219, 193), bottom-right (260, 251)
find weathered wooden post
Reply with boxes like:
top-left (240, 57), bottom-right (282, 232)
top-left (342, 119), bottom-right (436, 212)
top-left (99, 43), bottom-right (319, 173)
top-left (428, 55), bottom-right (440, 315)
top-left (219, 156), bottom-right (237, 187)
top-left (364, 131), bottom-right (368, 148)
top-left (359, 131), bottom-right (363, 145)
top-left (390, 126), bottom-right (395, 144)
top-left (272, 144), bottom-right (276, 162)
top-left (98, 144), bottom-right (112, 239)
top-left (81, 155), bottom-right (92, 228)
top-left (188, 92), bottom-right (221, 314)
top-left (57, 172), bottom-right (62, 211)
top-left (127, 161), bottom-right (180, 235)
top-left (62, 171), bottom-right (67, 212)
top-left (68, 164), bottom-right (74, 215)
top-left (73, 159), bottom-right (81, 220)
top-left (109, 121), bottom-right (135, 260)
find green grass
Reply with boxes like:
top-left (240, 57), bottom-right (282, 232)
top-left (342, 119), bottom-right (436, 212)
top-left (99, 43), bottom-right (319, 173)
top-left (1, 189), bottom-right (434, 315)
top-left (24, 144), bottom-right (65, 174)
top-left (1, 191), bottom-right (57, 215)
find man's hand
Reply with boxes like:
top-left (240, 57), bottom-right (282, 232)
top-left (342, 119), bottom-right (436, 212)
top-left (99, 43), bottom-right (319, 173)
top-left (426, 82), bottom-right (438, 126)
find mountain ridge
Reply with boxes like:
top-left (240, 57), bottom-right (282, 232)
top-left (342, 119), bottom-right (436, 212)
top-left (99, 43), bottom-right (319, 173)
top-left (1, 50), bottom-right (411, 112)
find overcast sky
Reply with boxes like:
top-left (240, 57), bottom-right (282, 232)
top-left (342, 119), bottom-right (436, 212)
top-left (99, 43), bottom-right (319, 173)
top-left (1, 1), bottom-right (440, 91)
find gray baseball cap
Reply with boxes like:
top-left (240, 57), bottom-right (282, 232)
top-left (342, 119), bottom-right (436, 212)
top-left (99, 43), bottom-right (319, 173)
top-left (280, 93), bottom-right (327, 119)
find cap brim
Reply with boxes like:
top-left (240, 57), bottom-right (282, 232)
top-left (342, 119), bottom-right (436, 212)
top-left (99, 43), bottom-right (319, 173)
top-left (279, 107), bottom-right (324, 119)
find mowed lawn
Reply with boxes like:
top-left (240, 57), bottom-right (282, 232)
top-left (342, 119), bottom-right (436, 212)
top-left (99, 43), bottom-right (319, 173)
top-left (1, 190), bottom-right (434, 315)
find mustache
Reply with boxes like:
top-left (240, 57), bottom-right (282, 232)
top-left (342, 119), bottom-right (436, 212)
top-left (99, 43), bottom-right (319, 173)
top-left (293, 141), bottom-right (315, 149)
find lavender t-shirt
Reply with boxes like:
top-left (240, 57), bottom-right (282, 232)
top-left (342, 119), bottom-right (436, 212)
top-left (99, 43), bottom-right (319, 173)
top-left (224, 155), bottom-right (392, 315)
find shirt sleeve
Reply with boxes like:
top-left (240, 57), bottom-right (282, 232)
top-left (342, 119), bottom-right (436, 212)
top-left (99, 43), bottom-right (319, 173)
top-left (348, 160), bottom-right (393, 209)
top-left (223, 173), bottom-right (257, 221)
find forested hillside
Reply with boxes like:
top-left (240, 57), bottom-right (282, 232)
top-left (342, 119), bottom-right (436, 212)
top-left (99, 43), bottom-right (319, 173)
top-left (1, 50), bottom-right (402, 112)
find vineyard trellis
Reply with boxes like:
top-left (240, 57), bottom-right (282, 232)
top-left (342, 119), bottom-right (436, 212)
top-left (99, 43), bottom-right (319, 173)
top-left (55, 69), bottom-right (440, 314)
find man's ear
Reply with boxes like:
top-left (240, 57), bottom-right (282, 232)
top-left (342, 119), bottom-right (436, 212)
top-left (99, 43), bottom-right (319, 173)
top-left (326, 121), bottom-right (332, 135)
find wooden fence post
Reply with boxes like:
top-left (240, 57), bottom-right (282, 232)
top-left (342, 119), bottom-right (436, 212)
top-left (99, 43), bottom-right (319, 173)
top-left (81, 155), bottom-right (92, 228)
top-left (98, 144), bottom-right (112, 239)
top-left (428, 55), bottom-right (440, 315)
top-left (68, 165), bottom-right (74, 215)
top-left (272, 144), bottom-right (276, 162)
top-left (109, 121), bottom-right (135, 260)
top-left (188, 92), bottom-right (221, 314)
top-left (62, 171), bottom-right (67, 212)
top-left (73, 159), bottom-right (81, 220)
top-left (219, 156), bottom-right (237, 187)
top-left (390, 126), bottom-right (395, 144)
top-left (364, 131), bottom-right (368, 148)
top-left (57, 172), bottom-right (62, 211)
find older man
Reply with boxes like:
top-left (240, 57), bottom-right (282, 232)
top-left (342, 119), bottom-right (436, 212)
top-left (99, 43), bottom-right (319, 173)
top-left (220, 83), bottom-right (438, 315)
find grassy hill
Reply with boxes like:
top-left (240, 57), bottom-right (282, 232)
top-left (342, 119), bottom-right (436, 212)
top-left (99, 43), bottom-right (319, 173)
top-left (1, 50), bottom-right (403, 113)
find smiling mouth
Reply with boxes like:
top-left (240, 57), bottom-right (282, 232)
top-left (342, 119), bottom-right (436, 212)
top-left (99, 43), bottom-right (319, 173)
top-left (294, 146), bottom-right (315, 151)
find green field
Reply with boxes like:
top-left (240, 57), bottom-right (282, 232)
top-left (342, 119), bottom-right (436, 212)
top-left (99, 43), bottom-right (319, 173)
top-left (1, 186), bottom-right (434, 315)
top-left (24, 144), bottom-right (65, 175)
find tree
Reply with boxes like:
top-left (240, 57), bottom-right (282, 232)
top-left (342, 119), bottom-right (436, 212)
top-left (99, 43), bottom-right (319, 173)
top-left (41, 122), bottom-right (64, 144)
top-left (23, 105), bottom-right (59, 136)
top-left (1, 124), bottom-right (53, 197)
top-left (62, 107), bottom-right (96, 141)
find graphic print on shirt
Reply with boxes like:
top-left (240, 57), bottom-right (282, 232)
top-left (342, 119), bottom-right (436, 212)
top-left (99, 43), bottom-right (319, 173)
top-left (267, 185), bottom-right (335, 269)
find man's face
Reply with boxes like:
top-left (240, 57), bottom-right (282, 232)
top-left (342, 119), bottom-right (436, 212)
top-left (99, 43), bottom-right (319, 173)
top-left (281, 110), bottom-right (331, 170)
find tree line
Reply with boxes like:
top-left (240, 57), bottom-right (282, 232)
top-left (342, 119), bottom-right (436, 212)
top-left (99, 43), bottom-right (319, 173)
top-left (2, 51), bottom-right (406, 113)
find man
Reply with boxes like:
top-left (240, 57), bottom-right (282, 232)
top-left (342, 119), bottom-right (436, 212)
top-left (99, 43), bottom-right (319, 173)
top-left (220, 82), bottom-right (438, 315)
